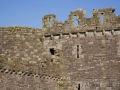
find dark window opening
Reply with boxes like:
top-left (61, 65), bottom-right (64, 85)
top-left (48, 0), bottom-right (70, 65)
top-left (96, 27), bottom-right (98, 30)
top-left (49, 17), bottom-right (52, 27)
top-left (100, 13), bottom-right (104, 23)
top-left (50, 48), bottom-right (55, 55)
top-left (77, 45), bottom-right (79, 58)
top-left (77, 84), bottom-right (80, 90)
top-left (74, 15), bottom-right (79, 26)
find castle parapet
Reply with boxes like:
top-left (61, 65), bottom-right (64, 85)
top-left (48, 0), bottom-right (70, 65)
top-left (42, 8), bottom-right (120, 34)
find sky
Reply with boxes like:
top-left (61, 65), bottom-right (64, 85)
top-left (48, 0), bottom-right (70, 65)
top-left (0, 0), bottom-right (120, 28)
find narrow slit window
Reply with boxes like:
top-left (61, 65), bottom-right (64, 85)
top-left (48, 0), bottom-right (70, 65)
top-left (50, 48), bottom-right (55, 55)
top-left (77, 45), bottom-right (79, 58)
top-left (49, 17), bottom-right (52, 27)
top-left (100, 13), bottom-right (104, 23)
top-left (74, 15), bottom-right (79, 26)
top-left (96, 27), bottom-right (98, 30)
top-left (77, 84), bottom-right (80, 90)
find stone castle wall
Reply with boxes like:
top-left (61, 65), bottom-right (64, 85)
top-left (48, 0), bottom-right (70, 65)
top-left (0, 8), bottom-right (120, 90)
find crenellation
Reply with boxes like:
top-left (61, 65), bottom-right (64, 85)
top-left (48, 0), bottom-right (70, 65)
top-left (42, 7), bottom-right (120, 35)
top-left (42, 14), bottom-right (56, 28)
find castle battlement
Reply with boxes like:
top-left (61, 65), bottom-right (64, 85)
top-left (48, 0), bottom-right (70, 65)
top-left (42, 8), bottom-right (120, 35)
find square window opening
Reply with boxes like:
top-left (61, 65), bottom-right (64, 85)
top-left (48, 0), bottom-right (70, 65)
top-left (50, 48), bottom-right (55, 55)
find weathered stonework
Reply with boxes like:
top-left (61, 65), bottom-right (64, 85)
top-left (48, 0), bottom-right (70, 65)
top-left (0, 8), bottom-right (120, 90)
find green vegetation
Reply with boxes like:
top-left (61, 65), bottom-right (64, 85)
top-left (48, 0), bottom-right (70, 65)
top-left (101, 45), bottom-right (105, 48)
top-left (39, 35), bottom-right (44, 42)
top-left (0, 63), bottom-right (2, 67)
top-left (9, 27), bottom-right (20, 34)
top-left (58, 79), bottom-right (66, 87)
top-left (0, 56), bottom-right (3, 67)
top-left (26, 29), bottom-right (30, 33)
top-left (59, 83), bottom-right (65, 87)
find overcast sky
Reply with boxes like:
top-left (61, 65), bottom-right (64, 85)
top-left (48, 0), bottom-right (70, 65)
top-left (0, 0), bottom-right (120, 28)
